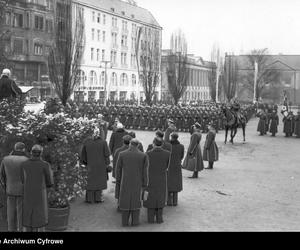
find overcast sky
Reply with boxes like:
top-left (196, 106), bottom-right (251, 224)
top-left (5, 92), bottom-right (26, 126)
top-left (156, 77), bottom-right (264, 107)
top-left (136, 0), bottom-right (300, 61)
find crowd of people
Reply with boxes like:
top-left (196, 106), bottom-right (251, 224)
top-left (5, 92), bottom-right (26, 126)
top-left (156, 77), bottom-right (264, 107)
top-left (256, 106), bottom-right (300, 138)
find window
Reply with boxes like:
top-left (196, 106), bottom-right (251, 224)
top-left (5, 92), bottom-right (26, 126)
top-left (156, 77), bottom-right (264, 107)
top-left (103, 14), bottom-right (106, 25)
top-left (111, 8), bottom-right (115, 12)
top-left (121, 35), bottom-right (127, 47)
top-left (111, 72), bottom-right (117, 86)
top-left (102, 50), bottom-right (105, 61)
top-left (13, 13), bottom-right (23, 28)
top-left (111, 51), bottom-right (117, 65)
top-left (91, 28), bottom-right (95, 40)
top-left (92, 11), bottom-right (95, 22)
top-left (5, 12), bottom-right (11, 25)
top-left (121, 53), bottom-right (127, 66)
top-left (91, 48), bottom-right (94, 61)
top-left (46, 0), bottom-right (54, 9)
top-left (132, 37), bottom-right (136, 50)
top-left (120, 73), bottom-right (128, 86)
top-left (122, 20), bottom-right (127, 31)
top-left (97, 30), bottom-right (101, 41)
top-left (89, 71), bottom-right (97, 85)
top-left (78, 70), bottom-right (85, 86)
top-left (121, 11), bottom-right (125, 16)
top-left (46, 19), bottom-right (53, 33)
top-left (34, 16), bottom-right (43, 30)
top-left (97, 13), bottom-right (100, 23)
top-left (34, 43), bottom-right (43, 55)
top-left (112, 32), bottom-right (117, 45)
top-left (131, 54), bottom-right (136, 68)
top-left (102, 31), bottom-right (106, 42)
top-left (96, 49), bottom-right (100, 61)
top-left (112, 17), bottom-right (117, 27)
top-left (14, 39), bottom-right (23, 54)
top-left (45, 45), bottom-right (51, 56)
top-left (132, 23), bottom-right (136, 35)
top-left (132, 74), bottom-right (136, 86)
top-left (100, 71), bottom-right (105, 86)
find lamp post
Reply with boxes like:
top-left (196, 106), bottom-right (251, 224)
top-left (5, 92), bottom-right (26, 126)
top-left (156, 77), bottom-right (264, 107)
top-left (100, 60), bottom-right (111, 106)
top-left (253, 61), bottom-right (258, 104)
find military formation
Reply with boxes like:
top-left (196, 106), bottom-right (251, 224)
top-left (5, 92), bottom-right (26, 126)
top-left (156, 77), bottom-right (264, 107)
top-left (67, 101), bottom-right (256, 134)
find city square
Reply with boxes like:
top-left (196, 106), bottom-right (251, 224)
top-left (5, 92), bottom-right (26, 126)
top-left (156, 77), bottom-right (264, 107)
top-left (1, 0), bottom-right (300, 235)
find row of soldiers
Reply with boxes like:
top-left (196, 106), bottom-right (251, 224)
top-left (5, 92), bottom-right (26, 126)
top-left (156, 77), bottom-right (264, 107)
top-left (64, 101), bottom-right (256, 133)
top-left (256, 108), bottom-right (300, 137)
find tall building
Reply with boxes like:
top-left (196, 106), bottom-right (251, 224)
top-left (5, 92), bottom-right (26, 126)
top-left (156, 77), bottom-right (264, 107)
top-left (72, 0), bottom-right (162, 103)
top-left (1, 0), bottom-right (56, 99)
top-left (161, 49), bottom-right (215, 103)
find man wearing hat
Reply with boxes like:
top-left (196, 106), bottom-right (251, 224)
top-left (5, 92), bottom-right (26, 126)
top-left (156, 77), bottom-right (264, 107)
top-left (109, 122), bottom-right (128, 157)
top-left (269, 109), bottom-right (279, 137)
top-left (144, 137), bottom-right (170, 224)
top-left (0, 142), bottom-right (29, 231)
top-left (146, 130), bottom-right (171, 152)
top-left (116, 139), bottom-right (149, 227)
top-left (98, 114), bottom-right (109, 141)
top-left (0, 69), bottom-right (22, 100)
top-left (203, 123), bottom-right (219, 169)
top-left (183, 122), bottom-right (204, 178)
top-left (164, 119), bottom-right (176, 143)
top-left (21, 145), bottom-right (53, 232)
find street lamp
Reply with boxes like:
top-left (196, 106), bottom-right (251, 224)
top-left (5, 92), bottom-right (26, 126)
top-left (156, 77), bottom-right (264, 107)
top-left (100, 60), bottom-right (111, 106)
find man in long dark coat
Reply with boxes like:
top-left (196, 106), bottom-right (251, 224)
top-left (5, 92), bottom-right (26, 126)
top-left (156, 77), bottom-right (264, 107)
top-left (0, 142), bottom-right (28, 231)
top-left (283, 112), bottom-right (294, 137)
top-left (0, 69), bottom-right (22, 100)
top-left (20, 145), bottom-right (53, 232)
top-left (183, 123), bottom-right (204, 178)
top-left (167, 133), bottom-right (184, 206)
top-left (257, 110), bottom-right (267, 136)
top-left (116, 139), bottom-right (149, 227)
top-left (203, 124), bottom-right (219, 169)
top-left (294, 111), bottom-right (300, 138)
top-left (81, 129), bottom-right (111, 203)
top-left (144, 137), bottom-right (170, 223)
top-left (269, 109), bottom-right (279, 137)
top-left (113, 135), bottom-right (132, 201)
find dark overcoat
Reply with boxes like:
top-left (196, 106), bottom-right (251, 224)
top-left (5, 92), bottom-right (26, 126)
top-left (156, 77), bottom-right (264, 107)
top-left (269, 113), bottom-right (279, 134)
top-left (21, 158), bottom-right (53, 228)
top-left (283, 116), bottom-right (294, 134)
top-left (116, 148), bottom-right (148, 211)
top-left (146, 141), bottom-right (171, 152)
top-left (0, 76), bottom-right (22, 99)
top-left (164, 125), bottom-right (176, 142)
top-left (183, 132), bottom-right (204, 172)
top-left (144, 148), bottom-right (170, 209)
top-left (109, 128), bottom-right (128, 156)
top-left (113, 144), bottom-right (129, 179)
top-left (203, 130), bottom-right (219, 162)
top-left (81, 138), bottom-right (110, 191)
top-left (257, 113), bottom-right (267, 134)
top-left (294, 115), bottom-right (300, 137)
top-left (168, 140), bottom-right (184, 192)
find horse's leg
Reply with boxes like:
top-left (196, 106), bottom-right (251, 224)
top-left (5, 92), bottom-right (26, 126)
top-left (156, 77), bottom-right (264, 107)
top-left (230, 127), bottom-right (234, 144)
top-left (243, 123), bottom-right (246, 142)
top-left (225, 126), bottom-right (228, 144)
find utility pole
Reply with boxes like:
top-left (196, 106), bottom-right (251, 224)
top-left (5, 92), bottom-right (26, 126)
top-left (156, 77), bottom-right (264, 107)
top-left (100, 60), bottom-right (111, 106)
top-left (253, 61), bottom-right (258, 104)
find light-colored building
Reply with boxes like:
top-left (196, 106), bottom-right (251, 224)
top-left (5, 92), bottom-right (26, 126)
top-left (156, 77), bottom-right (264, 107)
top-left (161, 50), bottom-right (215, 103)
top-left (72, 0), bottom-right (162, 103)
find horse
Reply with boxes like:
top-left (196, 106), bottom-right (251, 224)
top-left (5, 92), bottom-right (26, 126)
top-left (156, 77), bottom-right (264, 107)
top-left (221, 105), bottom-right (247, 144)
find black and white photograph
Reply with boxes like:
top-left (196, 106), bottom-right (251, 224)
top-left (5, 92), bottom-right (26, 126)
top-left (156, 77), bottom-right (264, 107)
top-left (0, 0), bottom-right (300, 236)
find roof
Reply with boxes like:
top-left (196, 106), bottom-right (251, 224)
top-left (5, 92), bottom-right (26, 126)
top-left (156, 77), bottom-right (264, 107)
top-left (19, 86), bottom-right (34, 93)
top-left (226, 54), bottom-right (300, 71)
top-left (74, 0), bottom-right (161, 28)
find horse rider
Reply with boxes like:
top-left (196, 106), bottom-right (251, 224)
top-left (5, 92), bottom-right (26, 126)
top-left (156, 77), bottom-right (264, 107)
top-left (230, 99), bottom-right (242, 124)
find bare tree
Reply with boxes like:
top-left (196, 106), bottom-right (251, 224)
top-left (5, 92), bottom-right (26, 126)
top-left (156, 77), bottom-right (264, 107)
top-left (48, 0), bottom-right (85, 106)
top-left (135, 26), bottom-right (161, 106)
top-left (165, 30), bottom-right (189, 105)
top-left (0, 0), bottom-right (11, 70)
top-left (223, 53), bottom-right (239, 102)
top-left (243, 48), bottom-right (281, 101)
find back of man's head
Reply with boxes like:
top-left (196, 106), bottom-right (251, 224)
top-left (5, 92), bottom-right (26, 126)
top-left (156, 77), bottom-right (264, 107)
top-left (130, 138), bottom-right (139, 147)
top-left (153, 137), bottom-right (163, 147)
top-left (123, 135), bottom-right (132, 145)
top-left (155, 130), bottom-right (164, 138)
top-left (14, 142), bottom-right (26, 152)
top-left (2, 68), bottom-right (11, 77)
top-left (31, 144), bottom-right (43, 158)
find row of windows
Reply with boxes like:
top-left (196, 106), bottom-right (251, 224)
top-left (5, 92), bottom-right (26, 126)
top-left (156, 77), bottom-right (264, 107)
top-left (189, 69), bottom-right (209, 87)
top-left (11, 38), bottom-right (51, 56)
top-left (92, 11), bottom-right (106, 25)
top-left (90, 48), bottom-right (137, 68)
top-left (78, 71), bottom-right (137, 87)
top-left (91, 29), bottom-right (106, 42)
top-left (183, 91), bottom-right (210, 100)
top-left (5, 12), bottom-right (53, 33)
